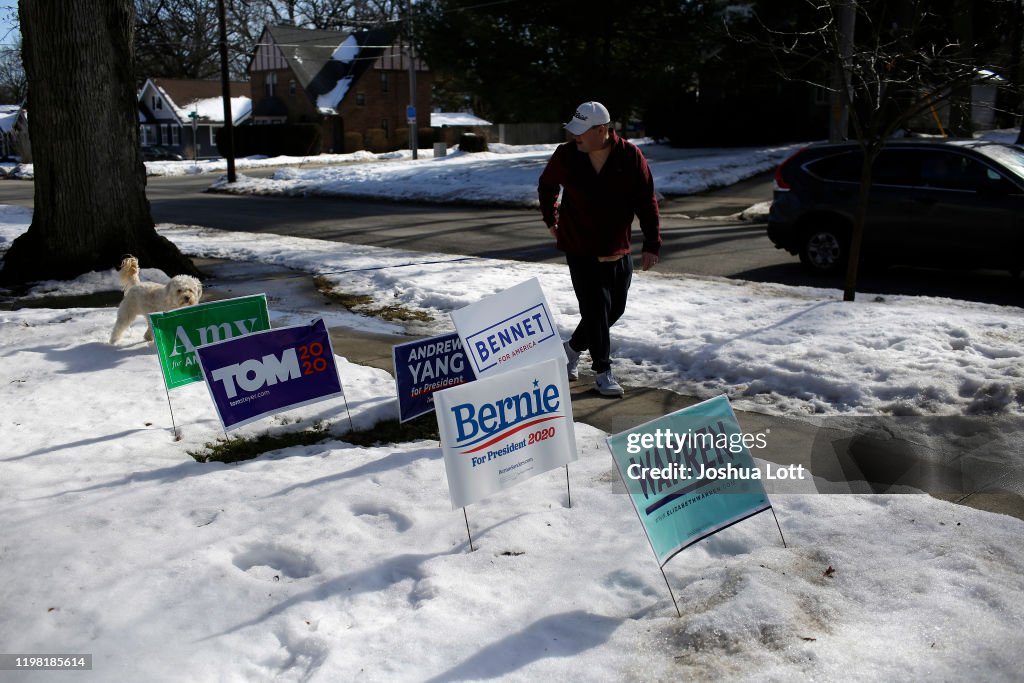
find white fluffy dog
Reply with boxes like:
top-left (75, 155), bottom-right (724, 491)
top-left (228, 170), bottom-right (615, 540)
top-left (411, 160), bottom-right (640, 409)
top-left (109, 255), bottom-right (203, 344)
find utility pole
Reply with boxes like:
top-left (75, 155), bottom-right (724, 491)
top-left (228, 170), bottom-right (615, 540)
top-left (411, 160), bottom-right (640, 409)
top-left (406, 0), bottom-right (419, 159)
top-left (217, 0), bottom-right (236, 182)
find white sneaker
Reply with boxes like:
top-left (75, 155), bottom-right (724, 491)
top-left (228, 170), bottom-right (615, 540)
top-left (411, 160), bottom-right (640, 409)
top-left (596, 369), bottom-right (624, 397)
top-left (564, 341), bottom-right (580, 381)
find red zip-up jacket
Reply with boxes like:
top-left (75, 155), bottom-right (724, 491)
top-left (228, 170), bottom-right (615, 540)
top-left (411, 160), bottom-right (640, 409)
top-left (538, 130), bottom-right (661, 258)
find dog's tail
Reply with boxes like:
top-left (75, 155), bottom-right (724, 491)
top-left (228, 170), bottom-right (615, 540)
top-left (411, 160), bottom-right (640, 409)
top-left (117, 255), bottom-right (141, 290)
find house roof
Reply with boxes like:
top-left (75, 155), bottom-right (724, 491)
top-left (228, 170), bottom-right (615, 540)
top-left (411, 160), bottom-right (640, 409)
top-left (431, 112), bottom-right (492, 127)
top-left (264, 25), bottom-right (395, 114)
top-left (146, 78), bottom-right (252, 125)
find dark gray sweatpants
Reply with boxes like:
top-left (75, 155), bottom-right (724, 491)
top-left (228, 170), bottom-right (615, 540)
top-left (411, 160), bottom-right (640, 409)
top-left (565, 253), bottom-right (633, 374)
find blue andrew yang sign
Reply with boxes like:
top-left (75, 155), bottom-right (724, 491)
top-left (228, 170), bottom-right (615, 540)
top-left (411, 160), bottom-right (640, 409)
top-left (393, 332), bottom-right (476, 423)
top-left (450, 278), bottom-right (566, 378)
top-left (196, 318), bottom-right (343, 431)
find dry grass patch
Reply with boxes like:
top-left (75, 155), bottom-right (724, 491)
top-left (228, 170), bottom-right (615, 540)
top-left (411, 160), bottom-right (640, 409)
top-left (190, 414), bottom-right (440, 464)
top-left (314, 276), bottom-right (432, 323)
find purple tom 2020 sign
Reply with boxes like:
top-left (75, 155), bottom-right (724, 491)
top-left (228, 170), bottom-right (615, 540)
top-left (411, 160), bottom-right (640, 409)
top-left (196, 318), bottom-right (343, 431)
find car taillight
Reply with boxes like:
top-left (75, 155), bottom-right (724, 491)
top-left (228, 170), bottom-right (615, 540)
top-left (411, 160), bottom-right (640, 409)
top-left (773, 147), bottom-right (806, 191)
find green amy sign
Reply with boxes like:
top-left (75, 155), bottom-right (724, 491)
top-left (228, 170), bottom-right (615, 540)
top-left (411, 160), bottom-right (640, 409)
top-left (150, 295), bottom-right (271, 390)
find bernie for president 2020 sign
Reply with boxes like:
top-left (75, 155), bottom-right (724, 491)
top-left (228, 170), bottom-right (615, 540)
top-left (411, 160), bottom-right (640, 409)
top-left (449, 278), bottom-right (567, 379)
top-left (433, 356), bottom-right (577, 509)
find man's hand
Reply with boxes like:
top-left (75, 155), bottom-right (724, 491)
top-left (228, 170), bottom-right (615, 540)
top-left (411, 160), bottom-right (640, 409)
top-left (548, 225), bottom-right (558, 238)
top-left (641, 251), bottom-right (659, 271)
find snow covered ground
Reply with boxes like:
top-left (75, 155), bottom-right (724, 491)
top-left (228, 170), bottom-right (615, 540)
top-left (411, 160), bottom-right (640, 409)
top-left (7, 139), bottom-right (799, 203)
top-left (1, 136), bottom-right (1023, 681)
top-left (201, 140), bottom-right (803, 206)
top-left (6, 207), bottom-right (1021, 419)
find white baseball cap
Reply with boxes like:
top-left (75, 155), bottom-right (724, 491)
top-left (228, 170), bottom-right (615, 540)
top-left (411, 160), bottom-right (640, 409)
top-left (564, 101), bottom-right (611, 135)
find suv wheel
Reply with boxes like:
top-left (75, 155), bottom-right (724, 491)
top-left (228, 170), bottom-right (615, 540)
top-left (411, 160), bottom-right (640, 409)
top-left (799, 222), bottom-right (848, 274)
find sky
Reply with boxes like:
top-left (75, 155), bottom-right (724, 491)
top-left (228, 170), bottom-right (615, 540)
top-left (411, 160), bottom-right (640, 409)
top-left (1, 138), bottom-right (1023, 681)
top-left (0, 5), bottom-right (16, 49)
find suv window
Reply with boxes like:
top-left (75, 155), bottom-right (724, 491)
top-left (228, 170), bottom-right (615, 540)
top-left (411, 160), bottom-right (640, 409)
top-left (919, 151), bottom-right (985, 191)
top-left (871, 149), bottom-right (922, 187)
top-left (806, 150), bottom-right (861, 182)
top-left (976, 144), bottom-right (1024, 188)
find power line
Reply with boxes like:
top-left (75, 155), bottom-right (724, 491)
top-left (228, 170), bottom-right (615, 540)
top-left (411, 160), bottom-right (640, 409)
top-left (422, 0), bottom-right (533, 14)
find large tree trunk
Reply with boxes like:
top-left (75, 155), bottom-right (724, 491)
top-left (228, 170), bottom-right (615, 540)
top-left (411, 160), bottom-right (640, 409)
top-left (0, 0), bottom-right (198, 286)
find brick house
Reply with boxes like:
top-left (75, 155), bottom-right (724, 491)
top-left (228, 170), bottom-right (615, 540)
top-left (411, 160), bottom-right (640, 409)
top-left (248, 25), bottom-right (431, 153)
top-left (138, 78), bottom-right (252, 159)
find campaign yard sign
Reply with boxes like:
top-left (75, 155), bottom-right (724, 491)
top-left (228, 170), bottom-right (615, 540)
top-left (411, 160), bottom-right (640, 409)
top-left (434, 357), bottom-right (577, 509)
top-left (150, 295), bottom-right (271, 390)
top-left (392, 332), bottom-right (476, 423)
top-left (196, 318), bottom-right (343, 431)
top-left (450, 278), bottom-right (566, 378)
top-left (606, 395), bottom-right (772, 567)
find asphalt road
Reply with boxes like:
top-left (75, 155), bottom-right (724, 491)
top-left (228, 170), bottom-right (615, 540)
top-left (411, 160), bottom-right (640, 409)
top-left (142, 169), bottom-right (788, 276)
top-left (0, 167), bottom-right (1019, 306)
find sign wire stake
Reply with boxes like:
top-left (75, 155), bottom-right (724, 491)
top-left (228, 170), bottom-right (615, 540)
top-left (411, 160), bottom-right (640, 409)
top-left (660, 566), bottom-right (682, 618)
top-left (770, 506), bottom-right (788, 548)
top-left (164, 387), bottom-right (180, 441)
top-left (338, 377), bottom-right (356, 434)
top-left (565, 464), bottom-right (572, 508)
top-left (463, 507), bottom-right (475, 552)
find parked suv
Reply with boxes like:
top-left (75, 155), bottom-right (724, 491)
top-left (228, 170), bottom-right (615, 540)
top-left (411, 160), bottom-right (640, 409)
top-left (767, 139), bottom-right (1024, 275)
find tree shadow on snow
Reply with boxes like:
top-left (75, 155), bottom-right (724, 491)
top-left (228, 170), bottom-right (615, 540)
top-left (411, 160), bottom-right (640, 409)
top-left (6, 428), bottom-right (151, 462)
top-left (264, 446), bottom-right (442, 498)
top-left (423, 611), bottom-right (624, 682)
top-left (9, 340), bottom-right (155, 374)
top-left (32, 459), bottom-right (207, 498)
top-left (199, 513), bottom-right (532, 641)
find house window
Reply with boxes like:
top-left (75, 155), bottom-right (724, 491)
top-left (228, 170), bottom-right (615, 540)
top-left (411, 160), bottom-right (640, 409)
top-left (265, 72), bottom-right (277, 97)
top-left (171, 125), bottom-right (180, 146)
top-left (380, 72), bottom-right (389, 92)
top-left (356, 92), bottom-right (365, 106)
top-left (381, 119), bottom-right (389, 137)
top-left (152, 96), bottom-right (162, 110)
top-left (210, 126), bottom-right (217, 146)
top-left (140, 124), bottom-right (156, 145)
top-left (160, 123), bottom-right (169, 144)
top-left (289, 79), bottom-right (296, 96)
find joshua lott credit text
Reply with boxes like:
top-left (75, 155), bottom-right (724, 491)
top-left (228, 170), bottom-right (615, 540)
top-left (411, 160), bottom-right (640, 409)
top-left (623, 425), bottom-right (806, 487)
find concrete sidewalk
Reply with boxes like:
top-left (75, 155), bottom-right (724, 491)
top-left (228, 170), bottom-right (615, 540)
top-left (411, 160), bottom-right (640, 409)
top-left (200, 257), bottom-right (1024, 521)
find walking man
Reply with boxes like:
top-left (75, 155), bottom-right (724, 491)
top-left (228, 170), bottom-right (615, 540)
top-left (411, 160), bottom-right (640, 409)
top-left (538, 101), bottom-right (661, 397)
